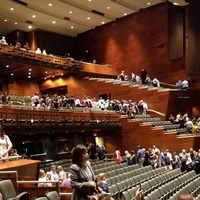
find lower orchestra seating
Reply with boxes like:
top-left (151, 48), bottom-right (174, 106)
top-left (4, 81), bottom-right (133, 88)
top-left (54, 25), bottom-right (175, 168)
top-left (2, 159), bottom-right (200, 200)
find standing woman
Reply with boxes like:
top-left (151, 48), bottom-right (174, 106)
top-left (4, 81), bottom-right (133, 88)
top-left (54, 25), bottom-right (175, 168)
top-left (0, 127), bottom-right (12, 159)
top-left (70, 144), bottom-right (97, 200)
top-left (114, 147), bottom-right (123, 164)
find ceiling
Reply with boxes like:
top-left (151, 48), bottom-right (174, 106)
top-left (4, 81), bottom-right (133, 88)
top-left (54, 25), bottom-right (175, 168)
top-left (0, 0), bottom-right (189, 82)
top-left (0, 0), bottom-right (189, 38)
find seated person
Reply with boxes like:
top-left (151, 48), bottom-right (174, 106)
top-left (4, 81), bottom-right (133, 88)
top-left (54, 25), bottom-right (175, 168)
top-left (176, 80), bottom-right (183, 89)
top-left (182, 80), bottom-right (189, 89)
top-left (97, 173), bottom-right (109, 193)
top-left (38, 170), bottom-right (52, 187)
top-left (152, 77), bottom-right (160, 87)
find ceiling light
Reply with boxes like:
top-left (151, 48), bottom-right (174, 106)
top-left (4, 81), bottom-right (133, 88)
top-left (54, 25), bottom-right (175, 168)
top-left (52, 21), bottom-right (56, 24)
top-left (28, 76), bottom-right (31, 78)
top-left (87, 17), bottom-right (90, 20)
top-left (173, 2), bottom-right (179, 5)
top-left (28, 25), bottom-right (32, 29)
top-left (28, 72), bottom-right (31, 75)
top-left (52, 76), bottom-right (55, 78)
top-left (44, 78), bottom-right (46, 80)
top-left (69, 11), bottom-right (72, 14)
top-left (10, 8), bottom-right (14, 11)
top-left (15, 22), bottom-right (17, 25)
top-left (71, 26), bottom-right (74, 29)
top-left (124, 13), bottom-right (127, 16)
top-left (49, 3), bottom-right (52, 6)
top-left (61, 73), bottom-right (63, 76)
top-left (147, 2), bottom-right (151, 5)
top-left (29, 69), bottom-right (32, 71)
top-left (45, 71), bottom-right (48, 73)
top-left (11, 73), bottom-right (14, 76)
top-left (88, 0), bottom-right (92, 1)
top-left (32, 15), bottom-right (36, 18)
top-left (4, 19), bottom-right (7, 22)
top-left (107, 7), bottom-right (110, 9)
top-left (6, 65), bottom-right (9, 68)
top-left (102, 22), bottom-right (105, 24)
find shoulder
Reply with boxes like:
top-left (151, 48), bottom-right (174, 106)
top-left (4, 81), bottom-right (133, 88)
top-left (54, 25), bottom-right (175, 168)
top-left (70, 164), bottom-right (80, 171)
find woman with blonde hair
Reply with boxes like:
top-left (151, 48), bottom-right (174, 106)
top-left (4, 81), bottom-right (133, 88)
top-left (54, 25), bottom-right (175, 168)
top-left (57, 165), bottom-right (66, 184)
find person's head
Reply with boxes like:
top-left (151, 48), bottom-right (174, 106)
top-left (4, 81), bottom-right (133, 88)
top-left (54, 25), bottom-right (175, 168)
top-left (178, 193), bottom-right (195, 200)
top-left (98, 173), bottom-right (106, 181)
top-left (99, 193), bottom-right (114, 200)
top-left (46, 171), bottom-right (51, 179)
top-left (57, 165), bottom-right (64, 172)
top-left (50, 165), bottom-right (57, 172)
top-left (71, 144), bottom-right (88, 166)
top-left (39, 169), bottom-right (46, 178)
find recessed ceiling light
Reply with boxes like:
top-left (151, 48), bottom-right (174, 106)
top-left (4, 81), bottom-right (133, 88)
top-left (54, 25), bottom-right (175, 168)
top-left (173, 2), bottom-right (179, 5)
top-left (124, 13), bottom-right (127, 16)
top-left (28, 72), bottom-right (31, 75)
top-left (32, 15), bottom-right (36, 18)
top-left (52, 76), bottom-right (55, 78)
top-left (102, 22), bottom-right (105, 24)
top-left (87, 17), bottom-right (90, 20)
top-left (71, 26), bottom-right (74, 29)
top-left (6, 65), bottom-right (9, 68)
top-left (28, 76), bottom-right (31, 78)
top-left (4, 19), bottom-right (7, 22)
top-left (29, 69), bottom-right (32, 71)
top-left (10, 8), bottom-right (14, 11)
top-left (61, 74), bottom-right (63, 76)
top-left (88, 0), bottom-right (92, 1)
top-left (45, 71), bottom-right (48, 74)
top-left (11, 73), bottom-right (14, 76)
top-left (69, 11), bottom-right (72, 14)
top-left (107, 7), bottom-right (110, 9)
top-left (15, 22), bottom-right (17, 25)
top-left (52, 21), bottom-right (56, 24)
top-left (147, 2), bottom-right (151, 5)
top-left (49, 3), bottom-right (52, 6)
top-left (44, 78), bottom-right (46, 80)
top-left (28, 25), bottom-right (32, 29)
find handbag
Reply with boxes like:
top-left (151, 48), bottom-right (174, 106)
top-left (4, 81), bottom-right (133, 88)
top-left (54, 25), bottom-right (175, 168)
top-left (87, 186), bottom-right (102, 200)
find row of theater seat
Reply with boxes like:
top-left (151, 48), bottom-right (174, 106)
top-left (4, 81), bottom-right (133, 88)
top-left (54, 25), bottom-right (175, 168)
top-left (118, 169), bottom-right (198, 200)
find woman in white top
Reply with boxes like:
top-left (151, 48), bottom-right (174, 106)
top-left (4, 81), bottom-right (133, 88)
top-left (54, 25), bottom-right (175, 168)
top-left (0, 127), bottom-right (12, 159)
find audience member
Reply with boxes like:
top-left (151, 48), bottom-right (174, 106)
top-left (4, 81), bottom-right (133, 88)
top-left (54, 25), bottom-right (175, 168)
top-left (144, 75), bottom-right (151, 85)
top-left (0, 127), bottom-right (13, 159)
top-left (114, 147), bottom-right (123, 164)
top-left (176, 80), bottom-right (183, 89)
top-left (70, 144), bottom-right (97, 200)
top-left (38, 169), bottom-right (52, 187)
top-left (124, 150), bottom-right (131, 165)
top-left (50, 164), bottom-right (59, 181)
top-left (182, 80), bottom-right (189, 89)
top-left (152, 77), bottom-right (160, 87)
top-left (97, 173), bottom-right (109, 193)
top-left (57, 165), bottom-right (67, 184)
top-left (137, 145), bottom-right (145, 167)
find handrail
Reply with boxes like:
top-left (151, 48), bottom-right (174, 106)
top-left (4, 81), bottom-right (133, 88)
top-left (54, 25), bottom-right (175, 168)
top-left (0, 156), bottom-right (22, 161)
top-left (147, 109), bottom-right (165, 117)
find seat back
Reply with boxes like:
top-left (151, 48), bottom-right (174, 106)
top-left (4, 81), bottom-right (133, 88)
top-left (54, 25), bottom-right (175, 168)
top-left (0, 179), bottom-right (17, 200)
top-left (35, 197), bottom-right (48, 200)
top-left (46, 191), bottom-right (61, 200)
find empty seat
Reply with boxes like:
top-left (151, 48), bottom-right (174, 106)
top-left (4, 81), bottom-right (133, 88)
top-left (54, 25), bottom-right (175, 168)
top-left (0, 179), bottom-right (30, 200)
top-left (46, 191), bottom-right (61, 200)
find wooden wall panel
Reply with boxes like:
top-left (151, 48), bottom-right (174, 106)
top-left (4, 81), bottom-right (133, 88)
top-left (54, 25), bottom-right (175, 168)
top-left (7, 79), bottom-right (39, 96)
top-left (75, 3), bottom-right (187, 86)
top-left (120, 117), bottom-right (200, 154)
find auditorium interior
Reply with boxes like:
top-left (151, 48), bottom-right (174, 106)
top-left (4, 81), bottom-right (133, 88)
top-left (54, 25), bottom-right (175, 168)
top-left (0, 0), bottom-right (200, 199)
